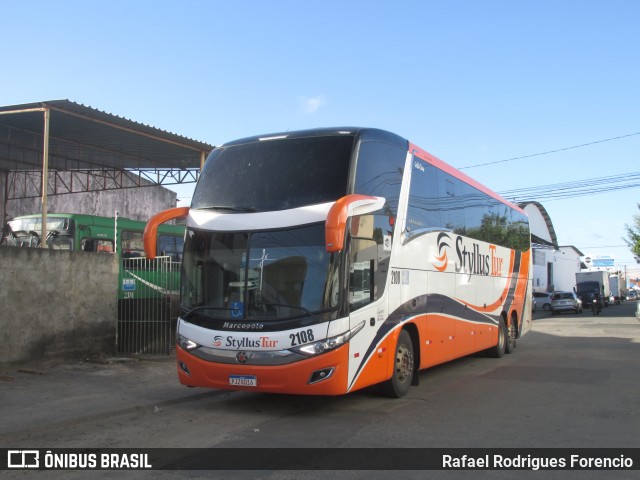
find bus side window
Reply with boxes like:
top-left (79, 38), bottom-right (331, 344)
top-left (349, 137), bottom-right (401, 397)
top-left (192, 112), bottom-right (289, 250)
top-left (81, 238), bottom-right (114, 253)
top-left (97, 240), bottom-right (114, 253)
top-left (81, 239), bottom-right (96, 252)
top-left (354, 141), bottom-right (404, 228)
top-left (121, 231), bottom-right (144, 258)
top-left (406, 159), bottom-right (443, 239)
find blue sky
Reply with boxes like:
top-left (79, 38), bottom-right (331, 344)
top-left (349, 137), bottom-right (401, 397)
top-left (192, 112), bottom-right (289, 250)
top-left (2, 0), bottom-right (639, 272)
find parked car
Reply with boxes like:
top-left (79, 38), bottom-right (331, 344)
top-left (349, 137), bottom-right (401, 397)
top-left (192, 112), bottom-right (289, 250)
top-left (533, 292), bottom-right (553, 311)
top-left (626, 290), bottom-right (638, 301)
top-left (551, 291), bottom-right (583, 314)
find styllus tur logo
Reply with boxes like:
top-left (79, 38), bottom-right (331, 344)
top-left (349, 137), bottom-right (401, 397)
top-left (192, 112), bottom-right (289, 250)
top-left (433, 232), bottom-right (451, 272)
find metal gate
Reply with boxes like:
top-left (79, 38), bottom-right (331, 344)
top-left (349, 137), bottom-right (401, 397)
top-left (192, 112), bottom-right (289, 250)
top-left (117, 256), bottom-right (181, 354)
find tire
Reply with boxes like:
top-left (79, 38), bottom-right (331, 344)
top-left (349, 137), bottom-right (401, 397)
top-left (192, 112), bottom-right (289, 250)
top-left (505, 318), bottom-right (517, 354)
top-left (381, 329), bottom-right (414, 398)
top-left (487, 317), bottom-right (506, 358)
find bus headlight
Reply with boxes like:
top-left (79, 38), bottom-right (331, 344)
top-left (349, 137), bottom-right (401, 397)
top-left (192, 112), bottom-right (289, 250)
top-left (178, 334), bottom-right (201, 351)
top-left (291, 321), bottom-right (365, 357)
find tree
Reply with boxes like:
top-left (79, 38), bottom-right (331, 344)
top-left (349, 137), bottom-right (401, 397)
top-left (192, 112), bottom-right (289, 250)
top-left (623, 203), bottom-right (640, 262)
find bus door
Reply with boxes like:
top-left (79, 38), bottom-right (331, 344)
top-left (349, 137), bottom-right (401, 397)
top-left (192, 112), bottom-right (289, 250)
top-left (347, 215), bottom-right (390, 386)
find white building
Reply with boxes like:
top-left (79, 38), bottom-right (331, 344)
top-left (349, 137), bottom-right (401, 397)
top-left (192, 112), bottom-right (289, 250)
top-left (555, 246), bottom-right (584, 292)
top-left (519, 201), bottom-right (583, 293)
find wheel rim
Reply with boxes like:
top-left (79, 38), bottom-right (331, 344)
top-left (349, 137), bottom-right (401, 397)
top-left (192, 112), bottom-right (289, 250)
top-left (395, 342), bottom-right (413, 382)
top-left (508, 322), bottom-right (516, 348)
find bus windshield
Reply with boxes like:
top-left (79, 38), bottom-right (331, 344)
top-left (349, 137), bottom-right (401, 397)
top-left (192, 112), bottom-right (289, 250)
top-left (5, 216), bottom-right (73, 249)
top-left (191, 135), bottom-right (353, 212)
top-left (8, 216), bottom-right (71, 234)
top-left (181, 223), bottom-right (341, 322)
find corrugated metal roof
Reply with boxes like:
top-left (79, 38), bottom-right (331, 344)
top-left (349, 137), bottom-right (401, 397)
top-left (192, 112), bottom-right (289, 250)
top-left (0, 99), bottom-right (214, 172)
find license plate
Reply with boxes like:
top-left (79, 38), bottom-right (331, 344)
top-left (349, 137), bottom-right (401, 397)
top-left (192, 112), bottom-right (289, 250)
top-left (229, 374), bottom-right (257, 387)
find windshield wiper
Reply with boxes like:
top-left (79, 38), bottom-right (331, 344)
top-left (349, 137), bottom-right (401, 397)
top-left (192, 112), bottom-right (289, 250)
top-left (198, 205), bottom-right (256, 213)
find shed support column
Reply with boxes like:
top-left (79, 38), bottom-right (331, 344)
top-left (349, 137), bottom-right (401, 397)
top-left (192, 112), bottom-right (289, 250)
top-left (1, 171), bottom-right (7, 227)
top-left (40, 108), bottom-right (50, 244)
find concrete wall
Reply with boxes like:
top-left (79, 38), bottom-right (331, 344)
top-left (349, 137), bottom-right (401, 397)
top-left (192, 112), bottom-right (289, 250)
top-left (6, 183), bottom-right (177, 222)
top-left (0, 246), bottom-right (119, 364)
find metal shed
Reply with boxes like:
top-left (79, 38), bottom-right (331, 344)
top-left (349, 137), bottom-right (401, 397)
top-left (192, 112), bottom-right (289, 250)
top-left (0, 99), bottom-right (214, 237)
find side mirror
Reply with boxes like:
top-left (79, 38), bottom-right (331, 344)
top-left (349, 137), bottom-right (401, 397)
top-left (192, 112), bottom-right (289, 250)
top-left (143, 207), bottom-right (189, 259)
top-left (325, 195), bottom-right (385, 252)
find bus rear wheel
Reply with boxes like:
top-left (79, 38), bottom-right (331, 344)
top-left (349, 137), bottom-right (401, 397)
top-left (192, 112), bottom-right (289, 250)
top-left (381, 329), bottom-right (414, 398)
top-left (487, 317), bottom-right (506, 358)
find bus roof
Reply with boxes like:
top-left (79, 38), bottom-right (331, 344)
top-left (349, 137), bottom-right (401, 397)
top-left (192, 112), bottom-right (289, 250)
top-left (219, 127), bottom-right (408, 150)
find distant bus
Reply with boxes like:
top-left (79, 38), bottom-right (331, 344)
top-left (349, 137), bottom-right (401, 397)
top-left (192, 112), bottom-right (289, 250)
top-left (144, 127), bottom-right (532, 397)
top-left (2, 213), bottom-right (184, 300)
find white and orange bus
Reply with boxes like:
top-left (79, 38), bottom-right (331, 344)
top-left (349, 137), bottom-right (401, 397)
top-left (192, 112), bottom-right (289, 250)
top-left (144, 128), bottom-right (532, 397)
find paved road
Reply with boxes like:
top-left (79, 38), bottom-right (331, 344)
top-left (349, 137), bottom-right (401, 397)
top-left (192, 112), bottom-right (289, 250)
top-left (1, 302), bottom-right (639, 479)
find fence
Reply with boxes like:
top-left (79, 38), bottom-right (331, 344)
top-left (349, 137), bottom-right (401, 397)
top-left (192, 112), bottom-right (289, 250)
top-left (117, 256), bottom-right (181, 355)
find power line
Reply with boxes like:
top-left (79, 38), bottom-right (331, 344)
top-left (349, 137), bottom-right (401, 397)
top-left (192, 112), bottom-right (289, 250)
top-left (574, 244), bottom-right (628, 248)
top-left (459, 131), bottom-right (640, 170)
top-left (498, 171), bottom-right (640, 203)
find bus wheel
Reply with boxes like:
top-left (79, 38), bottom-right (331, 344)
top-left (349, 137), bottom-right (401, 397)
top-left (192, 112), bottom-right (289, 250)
top-left (487, 317), bottom-right (506, 358)
top-left (505, 318), bottom-right (517, 354)
top-left (382, 329), bottom-right (414, 398)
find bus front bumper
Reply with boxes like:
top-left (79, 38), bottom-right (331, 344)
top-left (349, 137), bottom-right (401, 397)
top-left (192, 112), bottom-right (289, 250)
top-left (175, 344), bottom-right (350, 396)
